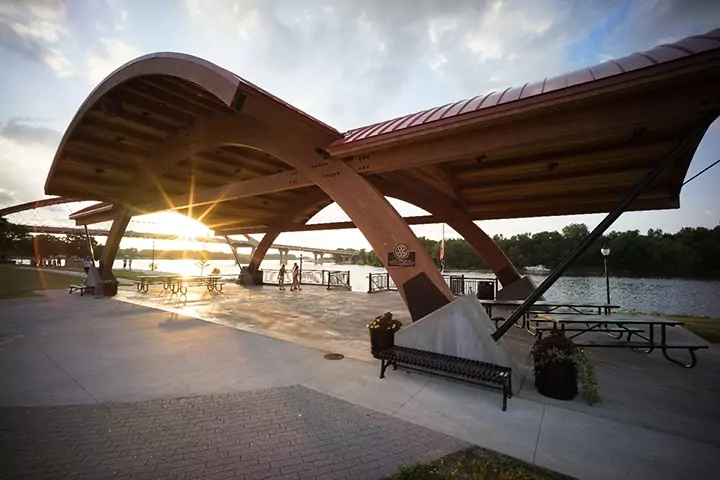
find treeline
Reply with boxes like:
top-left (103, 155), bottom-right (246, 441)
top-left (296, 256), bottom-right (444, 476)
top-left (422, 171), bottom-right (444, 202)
top-left (0, 220), bottom-right (103, 261)
top-left (332, 223), bottom-right (720, 279)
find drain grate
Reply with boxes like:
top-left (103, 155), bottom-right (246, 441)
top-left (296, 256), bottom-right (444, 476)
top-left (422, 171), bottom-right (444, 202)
top-left (324, 353), bottom-right (344, 360)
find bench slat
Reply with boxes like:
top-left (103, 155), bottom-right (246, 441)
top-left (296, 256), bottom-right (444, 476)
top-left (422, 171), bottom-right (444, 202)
top-left (574, 340), bottom-right (708, 349)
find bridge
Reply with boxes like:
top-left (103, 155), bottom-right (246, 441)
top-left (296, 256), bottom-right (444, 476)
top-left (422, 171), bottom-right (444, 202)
top-left (10, 30), bottom-right (720, 334)
top-left (9, 223), bottom-right (354, 265)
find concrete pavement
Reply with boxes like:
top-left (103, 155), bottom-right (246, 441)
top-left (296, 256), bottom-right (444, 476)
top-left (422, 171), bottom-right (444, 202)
top-left (1, 288), bottom-right (719, 479)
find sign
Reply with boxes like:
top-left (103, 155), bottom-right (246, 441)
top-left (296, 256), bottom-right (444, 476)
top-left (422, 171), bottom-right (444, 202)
top-left (388, 243), bottom-right (415, 267)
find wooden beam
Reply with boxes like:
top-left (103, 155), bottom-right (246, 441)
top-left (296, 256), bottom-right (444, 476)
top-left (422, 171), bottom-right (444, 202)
top-left (217, 215), bottom-right (442, 234)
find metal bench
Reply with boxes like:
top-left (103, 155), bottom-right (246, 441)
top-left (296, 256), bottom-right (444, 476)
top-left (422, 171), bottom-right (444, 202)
top-left (68, 284), bottom-right (92, 296)
top-left (377, 346), bottom-right (512, 411)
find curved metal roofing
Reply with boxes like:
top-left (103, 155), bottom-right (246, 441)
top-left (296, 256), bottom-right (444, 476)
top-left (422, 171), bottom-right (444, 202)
top-left (333, 28), bottom-right (720, 148)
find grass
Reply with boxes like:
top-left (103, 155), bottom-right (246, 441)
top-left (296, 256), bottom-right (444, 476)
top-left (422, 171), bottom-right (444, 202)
top-left (0, 265), bottom-right (80, 299)
top-left (384, 447), bottom-right (573, 480)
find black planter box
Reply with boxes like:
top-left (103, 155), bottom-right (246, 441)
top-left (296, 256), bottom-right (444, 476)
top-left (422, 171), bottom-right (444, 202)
top-left (535, 360), bottom-right (578, 400)
top-left (369, 329), bottom-right (395, 357)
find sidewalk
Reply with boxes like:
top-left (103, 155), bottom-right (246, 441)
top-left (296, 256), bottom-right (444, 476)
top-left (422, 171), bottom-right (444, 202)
top-left (1, 290), bottom-right (718, 479)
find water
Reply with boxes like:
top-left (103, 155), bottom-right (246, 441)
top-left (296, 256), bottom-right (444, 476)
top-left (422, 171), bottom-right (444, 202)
top-left (110, 258), bottom-right (720, 318)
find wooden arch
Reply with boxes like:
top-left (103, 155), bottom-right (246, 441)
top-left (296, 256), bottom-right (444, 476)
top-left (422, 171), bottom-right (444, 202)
top-left (245, 180), bottom-right (521, 288)
top-left (47, 54), bottom-right (454, 316)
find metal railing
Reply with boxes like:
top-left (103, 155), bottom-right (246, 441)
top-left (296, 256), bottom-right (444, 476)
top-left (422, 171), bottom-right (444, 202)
top-left (368, 272), bottom-right (498, 299)
top-left (263, 269), bottom-right (351, 290)
top-left (367, 272), bottom-right (397, 293)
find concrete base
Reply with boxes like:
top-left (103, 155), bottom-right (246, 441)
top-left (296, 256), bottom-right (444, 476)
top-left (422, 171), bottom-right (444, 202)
top-left (496, 275), bottom-right (539, 300)
top-left (395, 296), bottom-right (522, 394)
top-left (84, 265), bottom-right (102, 295)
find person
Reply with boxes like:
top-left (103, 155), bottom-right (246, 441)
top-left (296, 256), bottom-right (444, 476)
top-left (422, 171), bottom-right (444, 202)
top-left (123, 257), bottom-right (127, 270)
top-left (83, 256), bottom-right (92, 274)
top-left (290, 263), bottom-right (302, 291)
top-left (128, 257), bottom-right (132, 271)
top-left (278, 264), bottom-right (286, 290)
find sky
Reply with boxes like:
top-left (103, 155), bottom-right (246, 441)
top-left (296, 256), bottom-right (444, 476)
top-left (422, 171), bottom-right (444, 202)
top-left (1, 0), bottom-right (719, 253)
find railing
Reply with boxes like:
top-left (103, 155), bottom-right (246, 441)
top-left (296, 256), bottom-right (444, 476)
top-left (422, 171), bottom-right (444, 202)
top-left (262, 269), bottom-right (351, 290)
top-left (367, 272), bottom-right (398, 293)
top-left (368, 272), bottom-right (498, 299)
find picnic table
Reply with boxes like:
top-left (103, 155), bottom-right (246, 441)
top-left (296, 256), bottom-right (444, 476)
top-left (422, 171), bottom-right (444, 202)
top-left (169, 275), bottom-right (225, 295)
top-left (134, 275), bottom-right (224, 294)
top-left (134, 274), bottom-right (181, 293)
top-left (481, 299), bottom-right (620, 331)
top-left (537, 313), bottom-right (709, 368)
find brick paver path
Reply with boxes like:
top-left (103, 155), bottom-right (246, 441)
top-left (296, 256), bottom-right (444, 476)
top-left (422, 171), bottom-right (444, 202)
top-left (0, 385), bottom-right (466, 480)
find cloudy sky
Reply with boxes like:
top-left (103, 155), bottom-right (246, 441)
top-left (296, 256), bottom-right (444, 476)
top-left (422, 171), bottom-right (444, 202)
top-left (1, 0), bottom-right (719, 251)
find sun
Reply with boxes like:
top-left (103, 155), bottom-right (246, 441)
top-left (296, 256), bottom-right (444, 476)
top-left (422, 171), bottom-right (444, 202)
top-left (146, 211), bottom-right (213, 240)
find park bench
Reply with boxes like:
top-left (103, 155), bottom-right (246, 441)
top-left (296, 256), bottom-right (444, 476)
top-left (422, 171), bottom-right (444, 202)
top-left (377, 346), bottom-right (512, 411)
top-left (68, 284), bottom-right (93, 296)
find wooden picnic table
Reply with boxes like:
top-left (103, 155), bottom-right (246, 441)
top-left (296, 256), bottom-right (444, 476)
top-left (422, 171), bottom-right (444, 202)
top-left (537, 313), bottom-right (709, 368)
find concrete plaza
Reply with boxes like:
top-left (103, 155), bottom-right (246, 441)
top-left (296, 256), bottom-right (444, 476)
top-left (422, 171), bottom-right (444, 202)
top-left (1, 285), bottom-right (719, 479)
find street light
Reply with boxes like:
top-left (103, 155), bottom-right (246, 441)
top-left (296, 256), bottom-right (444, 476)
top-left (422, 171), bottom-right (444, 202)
top-left (601, 246), bottom-right (611, 307)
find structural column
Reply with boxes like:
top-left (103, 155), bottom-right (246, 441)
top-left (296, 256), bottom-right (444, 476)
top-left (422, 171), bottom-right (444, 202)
top-left (99, 207), bottom-right (132, 281)
top-left (374, 178), bottom-right (522, 287)
top-left (284, 153), bottom-right (454, 321)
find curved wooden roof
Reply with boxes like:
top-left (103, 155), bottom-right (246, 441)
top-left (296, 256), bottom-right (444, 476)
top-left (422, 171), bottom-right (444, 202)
top-left (45, 30), bottom-right (720, 233)
top-left (331, 28), bottom-right (720, 152)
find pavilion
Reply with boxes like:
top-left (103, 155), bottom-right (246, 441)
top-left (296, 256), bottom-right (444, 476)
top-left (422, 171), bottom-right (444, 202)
top-left (43, 28), bottom-right (720, 327)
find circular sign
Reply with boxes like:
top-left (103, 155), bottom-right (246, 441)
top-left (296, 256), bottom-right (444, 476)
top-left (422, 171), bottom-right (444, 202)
top-left (393, 243), bottom-right (410, 260)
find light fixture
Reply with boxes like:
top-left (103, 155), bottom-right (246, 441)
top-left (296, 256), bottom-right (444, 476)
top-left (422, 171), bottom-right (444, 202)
top-left (601, 246), bottom-right (610, 257)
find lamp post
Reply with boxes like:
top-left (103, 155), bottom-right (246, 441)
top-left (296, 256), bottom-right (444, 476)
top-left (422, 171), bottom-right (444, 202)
top-left (601, 246), bottom-right (611, 308)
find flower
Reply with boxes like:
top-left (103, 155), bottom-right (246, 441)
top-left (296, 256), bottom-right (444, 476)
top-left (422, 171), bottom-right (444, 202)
top-left (367, 312), bottom-right (402, 332)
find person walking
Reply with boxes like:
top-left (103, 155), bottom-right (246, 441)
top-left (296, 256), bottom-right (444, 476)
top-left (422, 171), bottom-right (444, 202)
top-left (290, 263), bottom-right (302, 291)
top-left (123, 256), bottom-right (128, 270)
top-left (128, 257), bottom-right (132, 271)
top-left (278, 264), bottom-right (286, 290)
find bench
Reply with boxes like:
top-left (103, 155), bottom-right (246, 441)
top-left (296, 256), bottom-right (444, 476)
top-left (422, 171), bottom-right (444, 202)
top-left (571, 340), bottom-right (709, 368)
top-left (68, 284), bottom-right (93, 296)
top-left (377, 346), bottom-right (512, 411)
top-left (534, 326), bottom-right (644, 340)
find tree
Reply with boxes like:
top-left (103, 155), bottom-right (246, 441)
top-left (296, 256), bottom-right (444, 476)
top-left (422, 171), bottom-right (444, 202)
top-left (64, 234), bottom-right (101, 259)
top-left (0, 218), bottom-right (30, 260)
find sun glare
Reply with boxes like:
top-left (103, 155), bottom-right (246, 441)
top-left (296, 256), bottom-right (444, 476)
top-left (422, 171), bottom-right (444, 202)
top-left (137, 212), bottom-right (213, 239)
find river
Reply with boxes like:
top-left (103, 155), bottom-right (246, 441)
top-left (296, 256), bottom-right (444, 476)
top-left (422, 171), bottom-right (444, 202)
top-left (110, 257), bottom-right (720, 318)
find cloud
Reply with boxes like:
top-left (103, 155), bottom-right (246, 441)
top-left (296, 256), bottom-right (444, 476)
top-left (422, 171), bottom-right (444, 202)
top-left (0, 0), bottom-right (73, 76)
top-left (84, 38), bottom-right (138, 84)
top-left (0, 118), bottom-right (61, 148)
top-left (180, 0), bottom-right (720, 132)
top-left (0, 119), bottom-right (60, 207)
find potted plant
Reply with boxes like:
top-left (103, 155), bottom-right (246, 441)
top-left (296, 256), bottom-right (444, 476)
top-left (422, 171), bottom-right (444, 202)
top-left (531, 330), bottom-right (600, 404)
top-left (367, 312), bottom-right (402, 357)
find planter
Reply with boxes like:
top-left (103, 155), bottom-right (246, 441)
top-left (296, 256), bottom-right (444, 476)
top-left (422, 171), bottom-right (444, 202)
top-left (370, 329), bottom-right (395, 356)
top-left (535, 360), bottom-right (578, 400)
